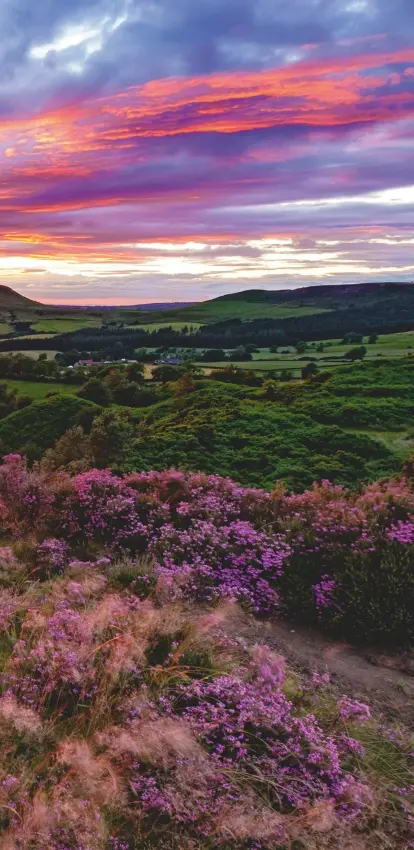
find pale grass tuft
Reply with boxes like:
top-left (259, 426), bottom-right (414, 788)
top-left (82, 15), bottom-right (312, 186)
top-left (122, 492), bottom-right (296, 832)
top-left (83, 593), bottom-right (134, 636)
top-left (99, 717), bottom-right (201, 767)
top-left (302, 800), bottom-right (337, 833)
top-left (4, 788), bottom-right (108, 850)
top-left (197, 600), bottom-right (241, 634)
top-left (217, 803), bottom-right (286, 843)
top-left (0, 694), bottom-right (42, 736)
top-left (57, 738), bottom-right (125, 807)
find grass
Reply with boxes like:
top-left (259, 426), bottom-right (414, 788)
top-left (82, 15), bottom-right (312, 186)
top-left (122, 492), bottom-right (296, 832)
top-left (0, 349), bottom-right (58, 360)
top-left (343, 427), bottom-right (414, 461)
top-left (201, 333), bottom-right (414, 376)
top-left (31, 316), bottom-right (102, 333)
top-left (167, 302), bottom-right (332, 323)
top-left (5, 380), bottom-right (76, 400)
top-left (127, 321), bottom-right (203, 332)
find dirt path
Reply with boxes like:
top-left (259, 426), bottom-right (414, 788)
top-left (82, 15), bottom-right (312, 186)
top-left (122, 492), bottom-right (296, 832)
top-left (224, 612), bottom-right (414, 726)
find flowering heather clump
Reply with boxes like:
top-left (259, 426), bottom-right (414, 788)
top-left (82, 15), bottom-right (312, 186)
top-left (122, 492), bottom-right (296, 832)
top-left (0, 457), bottom-right (412, 643)
top-left (338, 696), bottom-right (372, 724)
top-left (387, 520), bottom-right (414, 545)
top-left (313, 574), bottom-right (342, 612)
top-left (0, 560), bottom-right (412, 847)
top-left (151, 518), bottom-right (289, 611)
top-left (36, 538), bottom-right (69, 575)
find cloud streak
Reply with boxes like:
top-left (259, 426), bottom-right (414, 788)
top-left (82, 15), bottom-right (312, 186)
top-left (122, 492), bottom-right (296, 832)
top-left (0, 0), bottom-right (412, 301)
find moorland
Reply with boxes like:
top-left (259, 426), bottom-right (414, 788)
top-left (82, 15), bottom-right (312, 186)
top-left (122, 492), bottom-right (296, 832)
top-left (0, 281), bottom-right (413, 850)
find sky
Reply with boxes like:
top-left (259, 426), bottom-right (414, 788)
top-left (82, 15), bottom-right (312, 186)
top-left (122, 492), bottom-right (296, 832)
top-left (0, 0), bottom-right (413, 304)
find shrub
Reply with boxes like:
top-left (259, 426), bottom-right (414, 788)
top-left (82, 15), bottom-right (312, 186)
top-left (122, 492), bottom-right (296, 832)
top-left (78, 378), bottom-right (111, 407)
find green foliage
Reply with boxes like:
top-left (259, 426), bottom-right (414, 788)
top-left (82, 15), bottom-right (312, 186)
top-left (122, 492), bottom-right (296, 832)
top-left (78, 378), bottom-right (111, 407)
top-left (301, 362), bottom-right (319, 380)
top-left (345, 346), bottom-right (367, 361)
top-left (152, 364), bottom-right (184, 382)
top-left (88, 410), bottom-right (135, 468)
top-left (343, 332), bottom-right (364, 344)
top-left (0, 394), bottom-right (92, 456)
top-left (120, 381), bottom-right (394, 491)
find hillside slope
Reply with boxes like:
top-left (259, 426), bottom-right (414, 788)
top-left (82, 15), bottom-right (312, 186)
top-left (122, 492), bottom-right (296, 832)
top-left (0, 285), bottom-right (42, 310)
top-left (131, 281), bottom-right (414, 325)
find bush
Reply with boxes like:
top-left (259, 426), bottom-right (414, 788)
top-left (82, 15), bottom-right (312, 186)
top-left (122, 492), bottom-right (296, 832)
top-left (0, 395), bottom-right (91, 455)
top-left (78, 378), bottom-right (111, 407)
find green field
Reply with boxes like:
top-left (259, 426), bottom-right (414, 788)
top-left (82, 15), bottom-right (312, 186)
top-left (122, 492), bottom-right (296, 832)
top-left (0, 349), bottom-right (58, 360)
top-left (127, 321), bottom-right (203, 332)
top-left (5, 380), bottom-right (76, 400)
top-left (156, 302), bottom-right (332, 324)
top-left (31, 315), bottom-right (102, 333)
top-left (201, 332), bottom-right (414, 376)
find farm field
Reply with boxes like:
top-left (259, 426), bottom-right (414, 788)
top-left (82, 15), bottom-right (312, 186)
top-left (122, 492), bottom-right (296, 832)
top-left (127, 321), bottom-right (202, 332)
top-left (159, 302), bottom-right (332, 323)
top-left (5, 379), bottom-right (76, 400)
top-left (31, 315), bottom-right (102, 333)
top-left (202, 333), bottom-right (414, 375)
top-left (0, 349), bottom-right (58, 360)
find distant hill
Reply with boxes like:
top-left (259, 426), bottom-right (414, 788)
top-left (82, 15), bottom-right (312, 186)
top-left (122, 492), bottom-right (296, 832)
top-left (137, 281), bottom-right (414, 324)
top-left (0, 286), bottom-right (42, 311)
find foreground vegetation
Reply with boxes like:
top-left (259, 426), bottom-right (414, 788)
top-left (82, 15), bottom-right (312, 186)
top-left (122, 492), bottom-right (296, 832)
top-left (0, 458), bottom-right (413, 849)
top-left (0, 285), bottom-right (413, 850)
top-left (0, 359), bottom-right (411, 491)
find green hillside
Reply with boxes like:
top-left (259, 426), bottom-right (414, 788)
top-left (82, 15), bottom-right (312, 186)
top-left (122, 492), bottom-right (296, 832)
top-left (0, 394), bottom-right (92, 454)
top-left (128, 282), bottom-right (414, 326)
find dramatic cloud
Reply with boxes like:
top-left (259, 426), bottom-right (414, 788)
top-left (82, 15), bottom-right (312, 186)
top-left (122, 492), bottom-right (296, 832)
top-left (0, 0), bottom-right (413, 302)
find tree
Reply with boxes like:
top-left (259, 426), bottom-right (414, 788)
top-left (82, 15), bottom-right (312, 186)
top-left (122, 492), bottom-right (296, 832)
top-left (89, 412), bottom-right (134, 468)
top-left (111, 380), bottom-right (150, 406)
top-left (295, 341), bottom-right (307, 354)
top-left (198, 349), bottom-right (226, 362)
top-left (368, 334), bottom-right (378, 344)
top-left (126, 362), bottom-right (145, 382)
top-left (342, 332), bottom-right (363, 344)
top-left (174, 372), bottom-right (196, 397)
top-left (228, 348), bottom-right (252, 362)
top-left (345, 346), bottom-right (367, 362)
top-left (153, 365), bottom-right (183, 383)
top-left (78, 378), bottom-right (111, 407)
top-left (301, 362), bottom-right (319, 380)
top-left (42, 425), bottom-right (90, 472)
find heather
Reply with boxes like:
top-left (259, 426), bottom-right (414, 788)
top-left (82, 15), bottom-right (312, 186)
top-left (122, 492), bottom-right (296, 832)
top-left (0, 568), bottom-right (413, 849)
top-left (0, 456), bottom-right (413, 645)
top-left (0, 457), bottom-right (413, 847)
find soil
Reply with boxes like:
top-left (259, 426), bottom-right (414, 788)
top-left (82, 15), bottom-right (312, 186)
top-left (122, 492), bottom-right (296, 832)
top-left (223, 611), bottom-right (414, 726)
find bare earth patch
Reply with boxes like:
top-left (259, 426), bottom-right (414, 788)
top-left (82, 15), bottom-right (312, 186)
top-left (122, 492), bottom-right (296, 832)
top-left (224, 611), bottom-right (414, 726)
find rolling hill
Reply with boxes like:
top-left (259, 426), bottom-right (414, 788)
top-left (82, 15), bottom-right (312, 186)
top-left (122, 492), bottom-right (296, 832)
top-left (130, 282), bottom-right (414, 325)
top-left (0, 285), bottom-right (42, 310)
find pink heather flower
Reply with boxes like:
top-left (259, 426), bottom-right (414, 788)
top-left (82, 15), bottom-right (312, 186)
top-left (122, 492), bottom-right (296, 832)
top-left (338, 696), bottom-right (371, 724)
top-left (387, 521), bottom-right (414, 545)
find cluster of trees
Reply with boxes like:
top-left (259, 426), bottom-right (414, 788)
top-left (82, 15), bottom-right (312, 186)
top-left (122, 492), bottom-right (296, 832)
top-left (77, 362), bottom-right (157, 408)
top-left (0, 352), bottom-right (61, 381)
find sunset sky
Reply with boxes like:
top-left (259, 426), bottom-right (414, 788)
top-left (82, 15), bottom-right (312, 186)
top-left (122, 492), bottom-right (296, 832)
top-left (0, 0), bottom-right (413, 304)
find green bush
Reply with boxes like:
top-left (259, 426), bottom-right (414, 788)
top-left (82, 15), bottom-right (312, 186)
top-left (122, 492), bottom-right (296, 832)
top-left (0, 395), bottom-right (92, 455)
